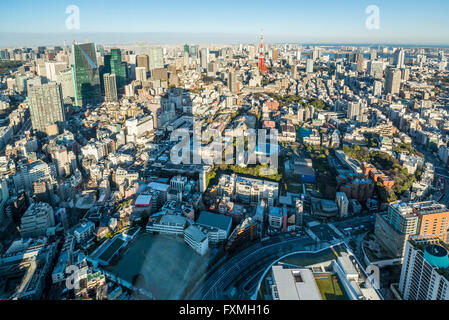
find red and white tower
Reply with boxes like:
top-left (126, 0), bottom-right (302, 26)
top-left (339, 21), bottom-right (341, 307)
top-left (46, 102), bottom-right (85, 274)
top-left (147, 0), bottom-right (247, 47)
top-left (257, 30), bottom-right (268, 75)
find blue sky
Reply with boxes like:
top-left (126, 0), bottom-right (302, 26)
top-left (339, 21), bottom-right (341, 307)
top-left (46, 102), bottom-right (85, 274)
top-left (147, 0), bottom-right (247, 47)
top-left (1, 0), bottom-right (449, 46)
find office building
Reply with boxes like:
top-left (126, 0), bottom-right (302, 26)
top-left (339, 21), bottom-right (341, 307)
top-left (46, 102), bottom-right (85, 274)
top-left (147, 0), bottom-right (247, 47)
top-left (410, 201), bottom-right (449, 242)
top-left (74, 221), bottom-right (95, 244)
top-left (72, 43), bottom-right (101, 106)
top-left (399, 235), bottom-right (449, 300)
top-left (45, 62), bottom-right (68, 82)
top-left (347, 102), bottom-right (361, 121)
top-left (225, 217), bottom-right (258, 253)
top-left (394, 48), bottom-right (405, 69)
top-left (375, 201), bottom-right (449, 258)
top-left (373, 80), bottom-right (382, 96)
top-left (103, 48), bottom-right (127, 89)
top-left (146, 214), bottom-right (187, 236)
top-left (135, 67), bottom-right (147, 82)
top-left (368, 61), bottom-right (384, 79)
top-left (228, 71), bottom-right (238, 93)
top-left (55, 69), bottom-right (75, 99)
top-left (268, 207), bottom-right (283, 229)
top-left (170, 175), bottom-right (187, 193)
top-left (184, 225), bottom-right (209, 256)
top-left (28, 82), bottom-right (65, 133)
top-left (103, 73), bottom-right (118, 103)
top-left (149, 47), bottom-right (164, 72)
top-left (196, 211), bottom-right (232, 245)
top-left (20, 202), bottom-right (55, 238)
top-left (356, 53), bottom-right (365, 73)
top-left (384, 67), bottom-right (401, 95)
top-left (189, 45), bottom-right (199, 58)
top-left (137, 54), bottom-right (149, 73)
top-left (200, 48), bottom-right (209, 71)
top-left (306, 59), bottom-right (314, 73)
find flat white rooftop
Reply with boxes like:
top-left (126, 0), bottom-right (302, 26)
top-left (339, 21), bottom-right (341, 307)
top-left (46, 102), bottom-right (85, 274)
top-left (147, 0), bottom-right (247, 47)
top-left (272, 265), bottom-right (322, 300)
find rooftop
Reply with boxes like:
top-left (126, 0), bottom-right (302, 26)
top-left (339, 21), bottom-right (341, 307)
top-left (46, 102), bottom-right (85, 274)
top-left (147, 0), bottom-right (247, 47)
top-left (197, 211), bottom-right (232, 232)
top-left (272, 265), bottom-right (322, 300)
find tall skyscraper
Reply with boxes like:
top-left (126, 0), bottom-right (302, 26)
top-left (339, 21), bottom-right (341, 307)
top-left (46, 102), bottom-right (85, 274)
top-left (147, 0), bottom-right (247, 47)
top-left (356, 53), bottom-right (365, 73)
top-left (384, 67), bottom-right (401, 95)
top-left (149, 47), bottom-right (164, 72)
top-left (28, 82), bottom-right (66, 133)
top-left (291, 64), bottom-right (297, 79)
top-left (369, 61), bottom-right (384, 79)
top-left (228, 71), bottom-right (238, 93)
top-left (56, 69), bottom-right (75, 99)
top-left (45, 62), bottom-right (68, 82)
top-left (306, 59), bottom-right (314, 73)
top-left (103, 73), bottom-right (118, 103)
top-left (394, 48), bottom-right (405, 69)
top-left (189, 45), bottom-right (199, 58)
top-left (72, 43), bottom-right (101, 106)
top-left (137, 54), bottom-right (149, 73)
top-left (135, 67), bottom-right (147, 82)
top-left (200, 48), bottom-right (209, 71)
top-left (272, 49), bottom-right (279, 61)
top-left (296, 49), bottom-right (302, 61)
top-left (399, 235), bottom-right (449, 300)
top-left (103, 48), bottom-right (127, 89)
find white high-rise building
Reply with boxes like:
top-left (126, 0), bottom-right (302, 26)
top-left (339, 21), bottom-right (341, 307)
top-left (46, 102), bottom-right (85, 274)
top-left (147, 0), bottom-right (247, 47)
top-left (200, 48), bottom-right (209, 71)
top-left (135, 67), bottom-right (147, 82)
top-left (45, 62), bottom-right (68, 82)
top-left (394, 48), bottom-right (405, 69)
top-left (306, 59), bottom-right (314, 73)
top-left (368, 61), bottom-right (384, 78)
top-left (399, 235), bottom-right (449, 300)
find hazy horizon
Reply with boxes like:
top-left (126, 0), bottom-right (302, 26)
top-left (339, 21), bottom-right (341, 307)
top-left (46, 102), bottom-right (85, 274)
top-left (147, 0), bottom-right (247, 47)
top-left (2, 32), bottom-right (449, 49)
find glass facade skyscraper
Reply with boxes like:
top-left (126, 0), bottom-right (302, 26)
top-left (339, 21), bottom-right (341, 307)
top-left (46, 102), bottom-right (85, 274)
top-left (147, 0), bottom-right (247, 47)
top-left (103, 48), bottom-right (127, 89)
top-left (72, 43), bottom-right (101, 106)
top-left (149, 47), bottom-right (164, 72)
top-left (189, 45), bottom-right (198, 58)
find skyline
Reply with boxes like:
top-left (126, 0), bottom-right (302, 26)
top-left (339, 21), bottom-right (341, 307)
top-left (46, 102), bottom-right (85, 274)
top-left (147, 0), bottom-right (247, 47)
top-left (2, 0), bottom-right (449, 47)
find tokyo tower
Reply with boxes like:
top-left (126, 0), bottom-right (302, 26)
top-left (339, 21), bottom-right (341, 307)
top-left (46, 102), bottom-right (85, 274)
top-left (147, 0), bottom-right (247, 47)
top-left (257, 31), bottom-right (268, 75)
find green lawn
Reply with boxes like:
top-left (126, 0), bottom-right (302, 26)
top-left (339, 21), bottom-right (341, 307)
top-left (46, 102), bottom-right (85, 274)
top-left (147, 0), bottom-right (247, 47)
top-left (314, 274), bottom-right (347, 300)
top-left (281, 245), bottom-right (343, 267)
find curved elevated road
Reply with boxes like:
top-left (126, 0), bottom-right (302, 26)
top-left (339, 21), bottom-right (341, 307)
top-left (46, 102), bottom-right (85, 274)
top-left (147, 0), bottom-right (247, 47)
top-left (185, 235), bottom-right (317, 300)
